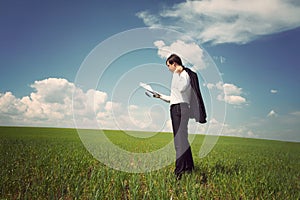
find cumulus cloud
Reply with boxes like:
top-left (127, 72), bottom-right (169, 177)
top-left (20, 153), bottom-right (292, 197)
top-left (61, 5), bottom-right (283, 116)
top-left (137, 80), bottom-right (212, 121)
top-left (222, 95), bottom-right (246, 105)
top-left (0, 92), bottom-right (26, 115)
top-left (2, 78), bottom-right (298, 141)
top-left (154, 40), bottom-right (205, 70)
top-left (208, 81), bottom-right (246, 105)
top-left (0, 78), bottom-right (170, 132)
top-left (30, 78), bottom-right (75, 104)
top-left (0, 79), bottom-right (92, 127)
top-left (223, 83), bottom-right (242, 95)
top-left (137, 0), bottom-right (300, 44)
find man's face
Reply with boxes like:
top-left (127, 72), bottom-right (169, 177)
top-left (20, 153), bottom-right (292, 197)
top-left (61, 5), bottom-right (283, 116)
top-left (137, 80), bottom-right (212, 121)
top-left (166, 61), bottom-right (176, 72)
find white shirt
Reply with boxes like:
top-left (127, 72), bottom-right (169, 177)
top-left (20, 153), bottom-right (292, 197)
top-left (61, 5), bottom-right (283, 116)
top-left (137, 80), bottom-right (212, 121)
top-left (161, 70), bottom-right (191, 105)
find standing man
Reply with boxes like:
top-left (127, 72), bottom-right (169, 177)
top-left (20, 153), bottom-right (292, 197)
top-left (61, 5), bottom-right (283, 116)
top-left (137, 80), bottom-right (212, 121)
top-left (154, 54), bottom-right (206, 179)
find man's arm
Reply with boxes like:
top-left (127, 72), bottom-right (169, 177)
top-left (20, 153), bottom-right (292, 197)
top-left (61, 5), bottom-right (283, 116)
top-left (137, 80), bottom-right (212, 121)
top-left (177, 71), bottom-right (190, 92)
top-left (153, 93), bottom-right (170, 103)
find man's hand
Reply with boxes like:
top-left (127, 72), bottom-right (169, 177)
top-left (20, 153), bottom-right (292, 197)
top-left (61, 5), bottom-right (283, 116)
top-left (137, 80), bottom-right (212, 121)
top-left (153, 93), bottom-right (161, 98)
top-left (174, 66), bottom-right (184, 73)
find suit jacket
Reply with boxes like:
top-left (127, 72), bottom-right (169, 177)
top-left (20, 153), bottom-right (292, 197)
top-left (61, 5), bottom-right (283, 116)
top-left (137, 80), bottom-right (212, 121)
top-left (184, 67), bottom-right (207, 124)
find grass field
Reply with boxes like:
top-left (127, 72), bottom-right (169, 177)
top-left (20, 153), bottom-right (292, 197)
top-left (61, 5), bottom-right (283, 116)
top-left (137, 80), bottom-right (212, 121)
top-left (0, 126), bottom-right (299, 199)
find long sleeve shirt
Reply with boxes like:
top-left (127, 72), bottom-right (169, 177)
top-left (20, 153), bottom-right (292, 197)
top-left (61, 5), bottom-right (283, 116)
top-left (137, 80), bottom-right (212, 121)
top-left (160, 71), bottom-right (192, 105)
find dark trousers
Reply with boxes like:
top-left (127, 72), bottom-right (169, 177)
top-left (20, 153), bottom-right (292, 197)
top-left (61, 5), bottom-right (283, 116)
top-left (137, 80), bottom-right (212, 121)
top-left (170, 103), bottom-right (194, 176)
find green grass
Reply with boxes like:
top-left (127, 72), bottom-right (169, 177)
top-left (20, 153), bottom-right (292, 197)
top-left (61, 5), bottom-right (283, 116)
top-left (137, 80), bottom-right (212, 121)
top-left (0, 126), bottom-right (299, 199)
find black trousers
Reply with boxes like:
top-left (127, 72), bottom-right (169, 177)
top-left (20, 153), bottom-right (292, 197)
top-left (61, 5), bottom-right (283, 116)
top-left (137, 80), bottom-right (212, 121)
top-left (170, 103), bottom-right (194, 176)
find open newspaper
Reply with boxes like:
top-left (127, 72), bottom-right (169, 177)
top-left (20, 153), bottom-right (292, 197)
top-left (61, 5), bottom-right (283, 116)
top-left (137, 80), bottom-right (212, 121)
top-left (139, 82), bottom-right (169, 102)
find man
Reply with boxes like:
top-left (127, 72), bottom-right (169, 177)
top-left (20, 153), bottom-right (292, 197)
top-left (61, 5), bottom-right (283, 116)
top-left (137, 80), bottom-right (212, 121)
top-left (154, 54), bottom-right (200, 179)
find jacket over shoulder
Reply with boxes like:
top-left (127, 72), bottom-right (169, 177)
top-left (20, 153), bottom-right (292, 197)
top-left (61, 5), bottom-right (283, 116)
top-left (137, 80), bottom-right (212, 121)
top-left (184, 67), bottom-right (207, 124)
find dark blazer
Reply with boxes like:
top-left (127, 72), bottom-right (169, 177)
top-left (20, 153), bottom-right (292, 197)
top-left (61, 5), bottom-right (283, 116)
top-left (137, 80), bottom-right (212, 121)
top-left (184, 67), bottom-right (207, 124)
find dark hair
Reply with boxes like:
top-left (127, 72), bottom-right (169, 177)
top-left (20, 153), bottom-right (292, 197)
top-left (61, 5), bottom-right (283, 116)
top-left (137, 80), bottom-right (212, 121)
top-left (166, 54), bottom-right (183, 66)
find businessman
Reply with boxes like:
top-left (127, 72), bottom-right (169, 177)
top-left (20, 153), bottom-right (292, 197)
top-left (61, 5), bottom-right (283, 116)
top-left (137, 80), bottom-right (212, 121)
top-left (155, 54), bottom-right (206, 179)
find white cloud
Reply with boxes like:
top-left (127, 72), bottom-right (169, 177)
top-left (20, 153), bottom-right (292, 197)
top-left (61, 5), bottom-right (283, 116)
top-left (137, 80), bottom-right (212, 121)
top-left (154, 40), bottom-right (206, 70)
top-left (86, 89), bottom-right (108, 111)
top-left (209, 81), bottom-right (246, 105)
top-left (0, 78), bottom-right (108, 128)
top-left (267, 110), bottom-right (278, 117)
top-left (270, 89), bottom-right (278, 94)
top-left (0, 92), bottom-right (26, 115)
top-left (137, 0), bottom-right (300, 44)
top-left (223, 95), bottom-right (246, 105)
top-left (220, 56), bottom-right (226, 64)
top-left (206, 112), bottom-right (300, 142)
top-left (214, 56), bottom-right (226, 64)
top-left (30, 78), bottom-right (75, 104)
top-left (206, 83), bottom-right (215, 89)
top-left (209, 118), bottom-right (219, 124)
top-left (2, 78), bottom-right (299, 142)
top-left (0, 78), bottom-right (170, 132)
top-left (223, 83), bottom-right (242, 95)
top-left (104, 101), bottom-right (122, 112)
top-left (206, 118), bottom-right (257, 138)
top-left (290, 111), bottom-right (300, 116)
top-left (246, 111), bottom-right (300, 141)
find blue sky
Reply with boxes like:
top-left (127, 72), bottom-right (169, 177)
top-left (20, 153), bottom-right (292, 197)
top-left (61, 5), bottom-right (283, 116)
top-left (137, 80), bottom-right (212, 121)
top-left (0, 0), bottom-right (299, 142)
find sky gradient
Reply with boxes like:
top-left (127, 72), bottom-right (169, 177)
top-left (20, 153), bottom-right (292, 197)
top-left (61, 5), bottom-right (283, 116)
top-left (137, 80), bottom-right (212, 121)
top-left (0, 0), bottom-right (299, 142)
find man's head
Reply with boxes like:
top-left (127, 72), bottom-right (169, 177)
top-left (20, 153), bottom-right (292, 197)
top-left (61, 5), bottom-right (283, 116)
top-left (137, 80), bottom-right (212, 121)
top-left (166, 54), bottom-right (183, 72)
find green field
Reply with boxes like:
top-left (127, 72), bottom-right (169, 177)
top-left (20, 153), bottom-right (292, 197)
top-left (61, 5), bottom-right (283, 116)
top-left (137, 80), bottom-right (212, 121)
top-left (0, 126), bottom-right (299, 199)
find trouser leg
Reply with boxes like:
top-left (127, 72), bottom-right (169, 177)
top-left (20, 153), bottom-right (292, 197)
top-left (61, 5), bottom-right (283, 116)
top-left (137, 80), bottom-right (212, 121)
top-left (171, 103), bottom-right (194, 177)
